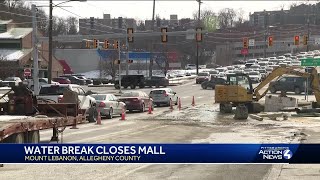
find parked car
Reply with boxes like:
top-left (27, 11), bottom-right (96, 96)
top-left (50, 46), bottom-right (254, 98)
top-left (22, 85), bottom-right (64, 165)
top-left (246, 59), bottom-right (258, 64)
top-left (91, 94), bottom-right (126, 119)
top-left (144, 76), bottom-right (169, 88)
top-left (209, 70), bottom-right (219, 78)
top-left (60, 75), bottom-right (86, 85)
top-left (268, 76), bottom-right (311, 95)
top-left (53, 77), bottom-right (71, 84)
top-left (37, 84), bottom-right (96, 121)
top-left (23, 78), bottom-right (59, 90)
top-left (248, 71), bottom-right (261, 83)
top-left (196, 72), bottom-right (210, 84)
top-left (114, 75), bottom-right (145, 89)
top-left (118, 91), bottom-right (153, 112)
top-left (201, 77), bottom-right (226, 89)
top-left (2, 77), bottom-right (22, 86)
top-left (73, 74), bottom-right (93, 85)
top-left (185, 64), bottom-right (196, 70)
top-left (149, 88), bottom-right (178, 107)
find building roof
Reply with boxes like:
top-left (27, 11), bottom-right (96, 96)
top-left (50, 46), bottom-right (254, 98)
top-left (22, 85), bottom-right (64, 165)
top-left (0, 20), bottom-right (13, 25)
top-left (0, 28), bottom-right (32, 39)
top-left (0, 49), bottom-right (32, 61)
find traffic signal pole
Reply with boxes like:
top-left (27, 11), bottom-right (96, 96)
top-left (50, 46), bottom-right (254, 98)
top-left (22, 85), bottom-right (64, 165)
top-left (32, 4), bottom-right (39, 95)
top-left (118, 39), bottom-right (122, 93)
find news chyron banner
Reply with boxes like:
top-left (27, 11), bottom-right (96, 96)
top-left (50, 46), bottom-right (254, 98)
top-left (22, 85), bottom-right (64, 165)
top-left (0, 144), bottom-right (319, 163)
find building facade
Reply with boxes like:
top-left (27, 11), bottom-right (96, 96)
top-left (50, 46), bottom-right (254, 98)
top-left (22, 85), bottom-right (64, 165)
top-left (79, 14), bottom-right (137, 34)
top-left (0, 20), bottom-right (63, 79)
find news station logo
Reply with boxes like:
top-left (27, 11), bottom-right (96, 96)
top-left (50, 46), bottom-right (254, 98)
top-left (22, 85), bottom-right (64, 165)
top-left (259, 147), bottom-right (293, 160)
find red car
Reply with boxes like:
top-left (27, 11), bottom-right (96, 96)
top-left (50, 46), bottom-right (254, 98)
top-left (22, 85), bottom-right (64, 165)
top-left (119, 91), bottom-right (154, 112)
top-left (53, 77), bottom-right (71, 84)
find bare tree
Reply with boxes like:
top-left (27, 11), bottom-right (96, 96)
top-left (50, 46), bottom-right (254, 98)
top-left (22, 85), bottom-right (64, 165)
top-left (66, 17), bottom-right (78, 35)
top-left (102, 50), bottom-right (118, 80)
top-left (218, 8), bottom-right (236, 29)
top-left (137, 20), bottom-right (146, 31)
top-left (192, 9), bottom-right (218, 31)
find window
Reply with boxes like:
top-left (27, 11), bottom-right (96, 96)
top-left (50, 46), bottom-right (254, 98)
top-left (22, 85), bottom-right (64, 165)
top-left (92, 95), bottom-right (106, 100)
top-left (39, 86), bottom-right (68, 95)
top-left (279, 78), bottom-right (286, 82)
top-left (107, 95), bottom-right (114, 101)
top-left (77, 87), bottom-right (85, 95)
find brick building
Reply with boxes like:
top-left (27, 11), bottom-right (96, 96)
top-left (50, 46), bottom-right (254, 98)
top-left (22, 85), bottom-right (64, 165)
top-left (0, 19), bottom-right (63, 79)
top-left (79, 14), bottom-right (137, 34)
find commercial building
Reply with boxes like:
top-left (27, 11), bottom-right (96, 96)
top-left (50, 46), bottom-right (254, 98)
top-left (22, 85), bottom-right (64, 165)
top-left (79, 14), bottom-right (137, 34)
top-left (0, 20), bottom-right (63, 79)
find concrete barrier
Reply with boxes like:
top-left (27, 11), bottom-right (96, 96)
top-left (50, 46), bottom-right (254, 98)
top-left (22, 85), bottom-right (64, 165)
top-left (264, 95), bottom-right (297, 112)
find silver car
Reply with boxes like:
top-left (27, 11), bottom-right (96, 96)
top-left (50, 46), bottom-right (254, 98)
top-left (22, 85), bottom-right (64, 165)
top-left (149, 88), bottom-right (178, 107)
top-left (91, 94), bottom-right (126, 119)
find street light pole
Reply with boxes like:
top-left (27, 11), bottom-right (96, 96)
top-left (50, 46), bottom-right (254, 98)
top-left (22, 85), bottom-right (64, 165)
top-left (307, 5), bottom-right (310, 52)
top-left (48, 0), bottom-right (53, 84)
top-left (196, 0), bottom-right (202, 75)
top-left (47, 0), bottom-right (86, 84)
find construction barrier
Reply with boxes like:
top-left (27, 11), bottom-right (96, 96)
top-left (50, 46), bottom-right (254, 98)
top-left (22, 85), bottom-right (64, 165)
top-left (96, 109), bottom-right (102, 125)
top-left (121, 107), bottom-right (126, 120)
top-left (148, 101), bottom-right (153, 114)
top-left (192, 96), bottom-right (195, 106)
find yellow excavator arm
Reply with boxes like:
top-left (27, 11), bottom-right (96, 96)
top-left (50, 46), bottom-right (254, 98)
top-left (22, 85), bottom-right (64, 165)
top-left (253, 66), bottom-right (320, 105)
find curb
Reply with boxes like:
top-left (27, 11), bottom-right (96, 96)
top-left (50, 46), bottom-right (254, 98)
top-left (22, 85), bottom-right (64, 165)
top-left (88, 84), bottom-right (114, 87)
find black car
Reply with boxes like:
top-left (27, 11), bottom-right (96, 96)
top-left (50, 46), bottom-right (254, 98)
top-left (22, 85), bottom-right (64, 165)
top-left (144, 76), bottom-right (169, 88)
top-left (114, 75), bottom-right (145, 89)
top-left (60, 75), bottom-right (86, 85)
top-left (73, 75), bottom-right (93, 85)
top-left (268, 76), bottom-right (312, 95)
top-left (201, 77), bottom-right (226, 89)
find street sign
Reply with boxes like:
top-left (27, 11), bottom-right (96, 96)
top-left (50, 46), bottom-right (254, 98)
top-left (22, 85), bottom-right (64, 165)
top-left (241, 48), bottom-right (248, 55)
top-left (249, 39), bottom-right (255, 46)
top-left (301, 58), bottom-right (320, 66)
top-left (24, 68), bottom-right (31, 77)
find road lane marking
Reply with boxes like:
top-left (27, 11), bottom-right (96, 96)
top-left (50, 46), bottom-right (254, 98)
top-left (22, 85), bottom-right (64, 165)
top-left (182, 96), bottom-right (190, 99)
top-left (197, 96), bottom-right (203, 99)
top-left (112, 164), bottom-right (153, 180)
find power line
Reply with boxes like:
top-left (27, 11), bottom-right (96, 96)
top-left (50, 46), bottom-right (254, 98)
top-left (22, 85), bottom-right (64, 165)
top-left (0, 10), bottom-right (47, 20)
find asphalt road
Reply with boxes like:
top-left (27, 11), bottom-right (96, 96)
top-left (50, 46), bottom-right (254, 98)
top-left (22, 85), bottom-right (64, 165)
top-left (1, 79), bottom-right (320, 179)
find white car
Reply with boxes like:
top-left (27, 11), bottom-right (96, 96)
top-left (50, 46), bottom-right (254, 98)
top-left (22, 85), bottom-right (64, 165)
top-left (91, 94), bottom-right (126, 119)
top-left (277, 56), bottom-right (286, 60)
top-left (37, 84), bottom-right (96, 120)
top-left (185, 64), bottom-right (196, 70)
top-left (0, 87), bottom-right (11, 103)
top-left (2, 77), bottom-right (22, 86)
top-left (268, 57), bottom-right (277, 60)
top-left (291, 61), bottom-right (301, 66)
top-left (247, 59), bottom-right (258, 64)
top-left (216, 67), bottom-right (227, 72)
top-left (250, 64), bottom-right (260, 70)
top-left (149, 88), bottom-right (178, 107)
top-left (23, 78), bottom-right (59, 90)
top-left (248, 71), bottom-right (261, 83)
top-left (243, 69), bottom-right (253, 75)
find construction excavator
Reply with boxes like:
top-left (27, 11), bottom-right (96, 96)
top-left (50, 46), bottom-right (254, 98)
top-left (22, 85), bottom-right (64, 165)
top-left (215, 66), bottom-right (320, 119)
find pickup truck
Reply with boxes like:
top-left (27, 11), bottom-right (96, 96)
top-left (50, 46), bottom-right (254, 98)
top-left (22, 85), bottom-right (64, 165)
top-left (37, 84), bottom-right (97, 122)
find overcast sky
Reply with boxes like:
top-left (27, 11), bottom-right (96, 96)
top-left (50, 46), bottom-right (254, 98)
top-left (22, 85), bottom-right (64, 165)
top-left (29, 1), bottom-right (316, 20)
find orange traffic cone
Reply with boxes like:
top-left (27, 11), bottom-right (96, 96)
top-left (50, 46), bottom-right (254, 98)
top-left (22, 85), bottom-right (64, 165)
top-left (96, 109), bottom-right (102, 125)
top-left (148, 101), bottom-right (153, 114)
top-left (178, 98), bottom-right (181, 110)
top-left (120, 107), bottom-right (126, 120)
top-left (170, 98), bottom-right (174, 111)
top-left (192, 96), bottom-right (195, 106)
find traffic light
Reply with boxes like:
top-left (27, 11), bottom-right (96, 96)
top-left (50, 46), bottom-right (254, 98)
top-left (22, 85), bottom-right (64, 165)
top-left (85, 41), bottom-right (90, 48)
top-left (114, 40), bottom-right (119, 49)
top-left (114, 59), bottom-right (120, 64)
top-left (127, 60), bottom-right (133, 63)
top-left (127, 28), bottom-right (134, 43)
top-left (303, 35), bottom-right (308, 45)
top-left (294, 35), bottom-right (300, 45)
top-left (196, 27), bottom-right (202, 42)
top-left (243, 37), bottom-right (248, 49)
top-left (104, 39), bottom-right (109, 49)
top-left (268, 36), bottom-right (273, 47)
top-left (93, 39), bottom-right (98, 48)
top-left (161, 27), bottom-right (168, 42)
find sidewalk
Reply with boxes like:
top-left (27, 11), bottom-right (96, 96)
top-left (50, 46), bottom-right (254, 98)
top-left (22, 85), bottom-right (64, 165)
top-left (266, 164), bottom-right (320, 180)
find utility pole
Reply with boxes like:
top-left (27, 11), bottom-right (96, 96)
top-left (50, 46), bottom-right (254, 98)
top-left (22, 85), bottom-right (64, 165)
top-left (263, 11), bottom-right (268, 58)
top-left (126, 31), bottom-right (129, 75)
top-left (48, 0), bottom-right (53, 84)
top-left (32, 4), bottom-right (39, 95)
top-left (118, 39), bottom-right (122, 94)
top-left (307, 4), bottom-right (310, 52)
top-left (196, 0), bottom-right (202, 75)
top-left (149, 0), bottom-right (156, 77)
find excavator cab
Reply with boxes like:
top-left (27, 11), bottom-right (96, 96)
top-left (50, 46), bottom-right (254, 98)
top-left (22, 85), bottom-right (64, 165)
top-left (215, 73), bottom-right (254, 104)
